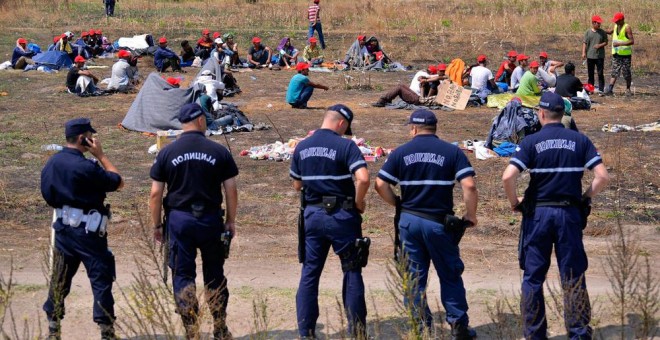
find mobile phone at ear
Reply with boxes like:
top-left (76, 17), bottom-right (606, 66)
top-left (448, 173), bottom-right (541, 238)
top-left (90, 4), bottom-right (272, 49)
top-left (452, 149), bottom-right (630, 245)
top-left (81, 137), bottom-right (91, 147)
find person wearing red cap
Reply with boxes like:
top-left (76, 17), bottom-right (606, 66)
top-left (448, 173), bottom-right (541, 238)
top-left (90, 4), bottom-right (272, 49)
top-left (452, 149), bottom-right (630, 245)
top-left (495, 50), bottom-right (518, 87)
top-left (342, 35), bottom-right (368, 68)
top-left (604, 12), bottom-right (634, 96)
top-left (154, 37), bottom-right (185, 73)
top-left (538, 52), bottom-right (563, 78)
top-left (286, 62), bottom-right (329, 109)
top-left (515, 61), bottom-right (541, 96)
top-left (55, 33), bottom-right (74, 59)
top-left (195, 29), bottom-right (214, 61)
top-left (410, 65), bottom-right (438, 97)
top-left (364, 36), bottom-right (391, 68)
top-left (108, 50), bottom-right (138, 93)
top-left (66, 56), bottom-right (104, 96)
top-left (307, 0), bottom-right (326, 49)
top-left (247, 37), bottom-right (272, 68)
top-left (302, 37), bottom-right (324, 66)
top-left (11, 38), bottom-right (36, 70)
top-left (417, 63), bottom-right (449, 96)
top-left (510, 54), bottom-right (529, 91)
top-left (103, 0), bottom-right (117, 16)
top-left (469, 55), bottom-right (500, 93)
top-left (582, 15), bottom-right (608, 93)
top-left (73, 32), bottom-right (94, 60)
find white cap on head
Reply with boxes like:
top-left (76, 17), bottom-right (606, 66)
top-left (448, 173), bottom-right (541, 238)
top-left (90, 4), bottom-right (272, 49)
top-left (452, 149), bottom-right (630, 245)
top-left (214, 38), bottom-right (223, 45)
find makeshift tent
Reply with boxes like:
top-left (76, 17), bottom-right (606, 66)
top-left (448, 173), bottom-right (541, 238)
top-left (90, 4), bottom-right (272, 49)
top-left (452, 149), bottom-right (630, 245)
top-left (32, 51), bottom-right (72, 70)
top-left (121, 72), bottom-right (205, 133)
top-left (485, 98), bottom-right (540, 149)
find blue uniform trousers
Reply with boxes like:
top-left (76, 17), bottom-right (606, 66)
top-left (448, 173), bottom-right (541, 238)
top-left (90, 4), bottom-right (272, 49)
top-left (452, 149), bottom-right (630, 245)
top-left (296, 206), bottom-right (366, 337)
top-left (43, 220), bottom-right (116, 325)
top-left (399, 213), bottom-right (469, 330)
top-left (104, 0), bottom-right (115, 16)
top-left (308, 23), bottom-right (326, 49)
top-left (520, 206), bottom-right (591, 340)
top-left (168, 209), bottom-right (228, 323)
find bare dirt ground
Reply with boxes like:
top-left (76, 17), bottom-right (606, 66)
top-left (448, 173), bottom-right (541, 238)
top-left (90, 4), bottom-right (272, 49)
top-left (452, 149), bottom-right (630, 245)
top-left (0, 36), bottom-right (658, 339)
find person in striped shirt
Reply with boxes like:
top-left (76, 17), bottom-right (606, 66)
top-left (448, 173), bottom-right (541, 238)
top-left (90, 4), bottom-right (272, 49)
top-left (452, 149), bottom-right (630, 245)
top-left (307, 0), bottom-right (326, 49)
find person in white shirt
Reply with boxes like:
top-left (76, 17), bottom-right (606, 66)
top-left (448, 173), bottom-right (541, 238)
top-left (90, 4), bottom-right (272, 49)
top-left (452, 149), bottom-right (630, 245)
top-left (469, 55), bottom-right (498, 92)
top-left (410, 65), bottom-right (437, 96)
top-left (107, 50), bottom-right (138, 93)
top-left (194, 70), bottom-right (225, 111)
top-left (510, 54), bottom-right (529, 91)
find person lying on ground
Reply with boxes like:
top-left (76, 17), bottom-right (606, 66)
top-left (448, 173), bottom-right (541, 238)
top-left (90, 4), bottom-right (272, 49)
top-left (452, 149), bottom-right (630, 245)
top-left (555, 62), bottom-right (584, 98)
top-left (222, 33), bottom-right (241, 68)
top-left (274, 37), bottom-right (299, 69)
top-left (194, 69), bottom-right (225, 111)
top-left (180, 40), bottom-right (196, 64)
top-left (516, 61), bottom-right (542, 96)
top-left (342, 35), bottom-right (367, 67)
top-left (418, 63), bottom-right (448, 97)
top-left (510, 54), bottom-right (529, 91)
top-left (410, 65), bottom-right (437, 97)
top-left (247, 37), bottom-right (272, 68)
top-left (495, 50), bottom-right (518, 86)
top-left (286, 62), bottom-right (329, 109)
top-left (302, 37), bottom-right (324, 66)
top-left (371, 84), bottom-right (441, 107)
top-left (107, 50), bottom-right (138, 93)
top-left (154, 37), bottom-right (185, 73)
top-left (66, 56), bottom-right (104, 96)
top-left (11, 38), bottom-right (36, 70)
top-left (196, 29), bottom-right (214, 60)
top-left (469, 55), bottom-right (499, 93)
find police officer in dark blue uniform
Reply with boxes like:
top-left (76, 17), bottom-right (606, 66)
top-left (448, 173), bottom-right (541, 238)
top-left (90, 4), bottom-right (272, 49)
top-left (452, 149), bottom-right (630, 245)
top-left (375, 109), bottom-right (478, 339)
top-left (502, 91), bottom-right (609, 340)
top-left (149, 103), bottom-right (238, 340)
top-left (41, 118), bottom-right (124, 340)
top-left (290, 104), bottom-right (370, 339)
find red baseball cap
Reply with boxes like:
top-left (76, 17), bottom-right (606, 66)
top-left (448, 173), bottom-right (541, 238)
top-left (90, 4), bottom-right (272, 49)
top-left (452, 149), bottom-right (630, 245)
top-left (252, 37), bottom-right (261, 43)
top-left (89, 29), bottom-right (96, 35)
top-left (202, 29), bottom-right (210, 35)
top-left (81, 31), bottom-right (89, 37)
top-left (584, 84), bottom-right (595, 93)
top-left (213, 32), bottom-right (220, 39)
top-left (539, 51), bottom-right (548, 58)
top-left (296, 62), bottom-right (310, 71)
top-left (612, 12), bottom-right (624, 22)
top-left (437, 63), bottom-right (447, 71)
top-left (74, 56), bottom-right (86, 63)
top-left (95, 29), bottom-right (102, 35)
top-left (166, 77), bottom-right (181, 86)
top-left (17, 38), bottom-right (27, 44)
top-left (159, 37), bottom-right (167, 44)
top-left (357, 35), bottom-right (366, 41)
top-left (517, 54), bottom-right (529, 61)
top-left (477, 54), bottom-right (487, 62)
top-left (507, 50), bottom-right (518, 58)
top-left (117, 50), bottom-right (131, 58)
top-left (54, 36), bottom-right (61, 43)
top-left (529, 61), bottom-right (540, 68)
top-left (309, 37), bottom-right (318, 43)
top-left (428, 65), bottom-right (438, 74)
top-left (591, 15), bottom-right (603, 23)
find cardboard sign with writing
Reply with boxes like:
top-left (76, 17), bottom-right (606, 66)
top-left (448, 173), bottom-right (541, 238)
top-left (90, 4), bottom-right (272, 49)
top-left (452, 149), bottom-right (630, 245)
top-left (437, 81), bottom-right (471, 110)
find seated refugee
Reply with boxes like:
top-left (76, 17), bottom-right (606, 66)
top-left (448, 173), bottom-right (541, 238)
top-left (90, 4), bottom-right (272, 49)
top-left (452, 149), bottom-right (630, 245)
top-left (73, 31), bottom-right (93, 60)
top-left (154, 37), bottom-right (185, 73)
top-left (222, 33), bottom-right (241, 68)
top-left (342, 35), bottom-right (367, 68)
top-left (274, 37), bottom-right (299, 69)
top-left (88, 30), bottom-right (103, 57)
top-left (11, 38), bottom-right (36, 70)
top-left (194, 69), bottom-right (225, 111)
top-left (515, 61), bottom-right (542, 96)
top-left (469, 55), bottom-right (500, 94)
top-left (94, 30), bottom-right (111, 54)
top-left (55, 32), bottom-right (75, 60)
top-left (410, 65), bottom-right (437, 97)
top-left (302, 37), bottom-right (323, 66)
top-left (196, 29), bottom-right (214, 60)
top-left (510, 54), bottom-right (529, 92)
top-left (180, 40), bottom-right (196, 67)
top-left (209, 43), bottom-right (241, 95)
top-left (286, 62), bottom-right (329, 109)
top-left (372, 83), bottom-right (441, 107)
top-left (107, 50), bottom-right (138, 93)
top-left (247, 37), bottom-right (272, 68)
top-left (539, 51), bottom-right (563, 77)
top-left (66, 56), bottom-right (104, 96)
top-left (364, 36), bottom-right (391, 69)
top-left (495, 50), bottom-right (518, 91)
top-left (555, 62), bottom-right (584, 98)
top-left (419, 63), bottom-right (448, 97)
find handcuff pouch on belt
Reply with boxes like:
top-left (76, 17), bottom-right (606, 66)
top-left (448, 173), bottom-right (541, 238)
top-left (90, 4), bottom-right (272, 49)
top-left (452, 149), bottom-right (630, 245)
top-left (321, 196), bottom-right (355, 212)
top-left (57, 205), bottom-right (110, 236)
top-left (341, 237), bottom-right (371, 272)
top-left (191, 202), bottom-right (206, 218)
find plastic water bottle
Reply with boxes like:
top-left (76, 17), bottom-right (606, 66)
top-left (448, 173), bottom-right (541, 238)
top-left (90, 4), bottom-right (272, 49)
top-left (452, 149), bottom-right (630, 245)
top-left (41, 144), bottom-right (63, 151)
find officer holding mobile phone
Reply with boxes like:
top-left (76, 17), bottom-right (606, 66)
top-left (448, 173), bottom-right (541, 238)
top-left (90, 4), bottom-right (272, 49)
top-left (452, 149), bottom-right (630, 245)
top-left (41, 118), bottom-right (124, 340)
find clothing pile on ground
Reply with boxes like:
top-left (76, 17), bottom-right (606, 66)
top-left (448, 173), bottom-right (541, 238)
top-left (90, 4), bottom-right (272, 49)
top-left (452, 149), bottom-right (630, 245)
top-left (485, 98), bottom-right (541, 150)
top-left (601, 121), bottom-right (660, 133)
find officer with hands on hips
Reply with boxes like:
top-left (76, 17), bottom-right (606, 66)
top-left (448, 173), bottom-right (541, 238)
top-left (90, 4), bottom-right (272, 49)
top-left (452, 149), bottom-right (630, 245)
top-left (502, 91), bottom-right (609, 340)
top-left (40, 118), bottom-right (124, 340)
top-left (149, 103), bottom-right (238, 340)
top-left (290, 104), bottom-right (370, 339)
top-left (374, 109), bottom-right (478, 339)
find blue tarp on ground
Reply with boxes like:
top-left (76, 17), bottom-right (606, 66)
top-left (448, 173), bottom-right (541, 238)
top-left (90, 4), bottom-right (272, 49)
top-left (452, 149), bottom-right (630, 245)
top-left (32, 51), bottom-right (72, 70)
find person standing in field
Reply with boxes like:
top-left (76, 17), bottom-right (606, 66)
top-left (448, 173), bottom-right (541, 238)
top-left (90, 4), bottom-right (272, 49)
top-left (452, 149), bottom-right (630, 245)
top-left (307, 0), bottom-right (326, 49)
top-left (603, 12), bottom-right (635, 96)
top-left (104, 0), bottom-right (117, 17)
top-left (582, 15), bottom-right (608, 94)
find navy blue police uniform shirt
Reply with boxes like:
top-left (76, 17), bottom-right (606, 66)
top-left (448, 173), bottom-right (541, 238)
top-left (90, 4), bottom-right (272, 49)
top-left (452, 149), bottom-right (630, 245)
top-left (150, 131), bottom-right (238, 210)
top-left (41, 148), bottom-right (122, 214)
top-left (377, 134), bottom-right (475, 216)
top-left (510, 122), bottom-right (602, 201)
top-left (290, 129), bottom-right (367, 203)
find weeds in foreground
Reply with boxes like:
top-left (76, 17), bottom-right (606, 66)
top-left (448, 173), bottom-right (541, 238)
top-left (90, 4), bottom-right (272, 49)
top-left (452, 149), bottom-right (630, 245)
top-left (250, 295), bottom-right (270, 340)
top-left (485, 291), bottom-right (522, 340)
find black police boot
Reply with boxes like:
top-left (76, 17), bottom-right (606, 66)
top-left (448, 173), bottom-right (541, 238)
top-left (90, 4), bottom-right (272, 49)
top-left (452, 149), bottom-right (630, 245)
top-left (47, 320), bottom-right (61, 340)
top-left (212, 325), bottom-right (233, 340)
top-left (99, 323), bottom-right (117, 340)
top-left (450, 322), bottom-right (476, 340)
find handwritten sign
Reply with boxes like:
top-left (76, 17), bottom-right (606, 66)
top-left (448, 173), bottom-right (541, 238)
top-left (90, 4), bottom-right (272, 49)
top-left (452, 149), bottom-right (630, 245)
top-left (437, 81), bottom-right (471, 110)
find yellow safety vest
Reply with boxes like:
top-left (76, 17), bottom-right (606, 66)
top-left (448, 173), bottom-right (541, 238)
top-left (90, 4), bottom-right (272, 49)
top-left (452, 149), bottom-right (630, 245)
top-left (612, 23), bottom-right (632, 56)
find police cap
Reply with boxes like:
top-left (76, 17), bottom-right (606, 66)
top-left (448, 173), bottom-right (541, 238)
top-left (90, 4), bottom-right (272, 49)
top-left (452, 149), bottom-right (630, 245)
top-left (407, 109), bottom-right (437, 126)
top-left (328, 104), bottom-right (354, 135)
top-left (64, 118), bottom-right (96, 138)
top-left (539, 92), bottom-right (565, 112)
top-left (178, 103), bottom-right (204, 123)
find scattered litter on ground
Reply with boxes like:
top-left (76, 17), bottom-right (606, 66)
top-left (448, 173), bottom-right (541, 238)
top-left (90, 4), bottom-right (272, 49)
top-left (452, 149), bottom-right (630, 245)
top-left (602, 121), bottom-right (659, 132)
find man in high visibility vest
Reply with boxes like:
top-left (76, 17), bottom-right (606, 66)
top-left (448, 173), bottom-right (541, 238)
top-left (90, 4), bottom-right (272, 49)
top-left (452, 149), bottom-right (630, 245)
top-left (604, 12), bottom-right (634, 97)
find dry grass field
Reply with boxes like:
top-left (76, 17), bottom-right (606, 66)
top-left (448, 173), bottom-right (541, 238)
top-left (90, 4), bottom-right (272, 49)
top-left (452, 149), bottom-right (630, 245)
top-left (0, 0), bottom-right (658, 339)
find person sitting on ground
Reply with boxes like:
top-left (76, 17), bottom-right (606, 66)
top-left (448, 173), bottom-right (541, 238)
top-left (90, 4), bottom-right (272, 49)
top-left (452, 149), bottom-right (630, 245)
top-left (194, 69), bottom-right (226, 111)
top-left (180, 40), bottom-right (196, 66)
top-left (410, 65), bottom-right (437, 97)
top-left (342, 35), bottom-right (367, 68)
top-left (11, 38), bottom-right (36, 70)
top-left (247, 37), bottom-right (272, 68)
top-left (364, 36), bottom-right (390, 66)
top-left (56, 32), bottom-right (75, 60)
top-left (213, 32), bottom-right (221, 42)
top-left (516, 61), bottom-right (542, 96)
top-left (495, 50), bottom-right (518, 89)
top-left (107, 50), bottom-right (138, 93)
top-left (274, 37), bottom-right (299, 69)
top-left (154, 37), bottom-right (185, 73)
top-left (222, 33), bottom-right (241, 68)
top-left (196, 29), bottom-right (214, 60)
top-left (98, 31), bottom-right (114, 53)
top-left (286, 62), bottom-right (329, 109)
top-left (73, 31), bottom-right (94, 60)
top-left (555, 62), bottom-right (584, 98)
top-left (469, 54), bottom-right (499, 93)
top-left (302, 37), bottom-right (324, 66)
top-left (88, 30), bottom-right (103, 57)
top-left (418, 63), bottom-right (448, 97)
top-left (66, 56), bottom-right (103, 96)
top-left (510, 54), bottom-right (529, 91)
top-left (539, 52), bottom-right (563, 77)
top-left (372, 83), bottom-right (442, 108)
